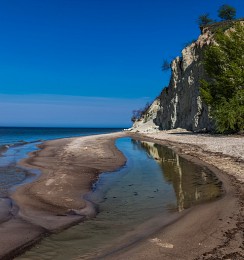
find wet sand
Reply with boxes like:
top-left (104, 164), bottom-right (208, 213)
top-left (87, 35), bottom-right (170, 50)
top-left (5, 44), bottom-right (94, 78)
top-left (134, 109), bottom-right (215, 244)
top-left (0, 131), bottom-right (243, 259)
top-left (0, 132), bottom-right (126, 259)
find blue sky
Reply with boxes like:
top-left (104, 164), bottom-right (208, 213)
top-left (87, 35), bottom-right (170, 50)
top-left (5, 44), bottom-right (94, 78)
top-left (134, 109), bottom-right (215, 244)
top-left (0, 0), bottom-right (243, 127)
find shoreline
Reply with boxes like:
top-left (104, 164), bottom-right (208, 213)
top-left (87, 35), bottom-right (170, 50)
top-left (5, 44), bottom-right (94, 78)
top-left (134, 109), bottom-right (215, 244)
top-left (101, 131), bottom-right (243, 259)
top-left (0, 132), bottom-right (127, 259)
top-left (0, 130), bottom-right (243, 259)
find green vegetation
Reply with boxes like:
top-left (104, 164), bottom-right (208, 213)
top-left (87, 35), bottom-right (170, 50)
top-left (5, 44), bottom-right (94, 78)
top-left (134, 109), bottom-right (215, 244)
top-left (204, 19), bottom-right (243, 34)
top-left (197, 4), bottom-right (237, 31)
top-left (200, 23), bottom-right (244, 133)
top-left (218, 4), bottom-right (236, 21)
top-left (198, 14), bottom-right (214, 27)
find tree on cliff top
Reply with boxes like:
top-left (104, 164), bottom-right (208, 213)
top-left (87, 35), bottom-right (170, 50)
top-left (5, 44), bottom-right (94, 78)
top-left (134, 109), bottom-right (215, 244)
top-left (218, 4), bottom-right (236, 21)
top-left (198, 14), bottom-right (213, 27)
top-left (200, 23), bottom-right (244, 133)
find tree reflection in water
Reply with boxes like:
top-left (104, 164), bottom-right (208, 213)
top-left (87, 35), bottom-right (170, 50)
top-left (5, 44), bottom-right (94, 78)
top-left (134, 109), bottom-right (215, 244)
top-left (132, 139), bottom-right (222, 212)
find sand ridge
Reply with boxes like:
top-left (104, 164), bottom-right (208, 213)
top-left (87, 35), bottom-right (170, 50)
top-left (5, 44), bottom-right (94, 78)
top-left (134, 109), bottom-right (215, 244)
top-left (0, 132), bottom-right (126, 259)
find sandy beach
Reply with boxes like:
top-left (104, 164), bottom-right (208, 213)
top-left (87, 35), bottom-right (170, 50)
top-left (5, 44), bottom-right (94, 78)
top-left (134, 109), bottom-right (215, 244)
top-left (0, 130), bottom-right (243, 259)
top-left (0, 132), bottom-right (126, 259)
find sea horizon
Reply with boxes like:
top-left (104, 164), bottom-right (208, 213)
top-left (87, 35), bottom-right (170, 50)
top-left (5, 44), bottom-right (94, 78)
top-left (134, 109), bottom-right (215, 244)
top-left (0, 126), bottom-right (125, 148)
top-left (0, 125), bottom-right (128, 129)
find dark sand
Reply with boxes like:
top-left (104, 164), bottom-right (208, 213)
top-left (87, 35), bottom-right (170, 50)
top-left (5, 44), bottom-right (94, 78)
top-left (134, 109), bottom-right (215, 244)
top-left (0, 131), bottom-right (243, 259)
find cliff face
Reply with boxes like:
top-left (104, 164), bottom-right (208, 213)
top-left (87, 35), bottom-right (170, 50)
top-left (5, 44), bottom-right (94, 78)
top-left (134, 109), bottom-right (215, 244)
top-left (131, 99), bottom-right (160, 133)
top-left (154, 29), bottom-right (214, 131)
top-left (133, 28), bottom-right (215, 132)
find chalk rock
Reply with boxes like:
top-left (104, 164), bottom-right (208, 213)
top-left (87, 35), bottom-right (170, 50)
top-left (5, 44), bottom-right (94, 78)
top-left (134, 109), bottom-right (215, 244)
top-left (132, 27), bottom-right (216, 132)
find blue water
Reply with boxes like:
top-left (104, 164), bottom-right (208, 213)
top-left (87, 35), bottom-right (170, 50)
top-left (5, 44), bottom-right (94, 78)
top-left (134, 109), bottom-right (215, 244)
top-left (0, 127), bottom-right (122, 147)
top-left (0, 127), bottom-right (123, 197)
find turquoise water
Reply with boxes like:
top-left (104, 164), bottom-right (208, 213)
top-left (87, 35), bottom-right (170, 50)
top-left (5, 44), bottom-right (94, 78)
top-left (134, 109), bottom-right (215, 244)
top-left (18, 137), bottom-right (222, 260)
top-left (0, 127), bottom-right (122, 197)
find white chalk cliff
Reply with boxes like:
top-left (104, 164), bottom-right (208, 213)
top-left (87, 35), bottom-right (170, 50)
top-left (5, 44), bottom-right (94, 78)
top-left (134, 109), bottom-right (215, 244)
top-left (133, 26), bottom-right (215, 132)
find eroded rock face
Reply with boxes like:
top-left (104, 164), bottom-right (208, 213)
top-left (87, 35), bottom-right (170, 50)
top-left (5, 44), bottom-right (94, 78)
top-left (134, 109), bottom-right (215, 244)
top-left (131, 99), bottom-right (160, 133)
top-left (154, 29), bottom-right (214, 132)
top-left (132, 28), bottom-right (216, 132)
top-left (133, 99), bottom-right (160, 128)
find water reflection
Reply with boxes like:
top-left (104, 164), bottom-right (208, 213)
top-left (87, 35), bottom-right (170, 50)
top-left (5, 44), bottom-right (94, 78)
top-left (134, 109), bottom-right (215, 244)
top-left (137, 140), bottom-right (222, 211)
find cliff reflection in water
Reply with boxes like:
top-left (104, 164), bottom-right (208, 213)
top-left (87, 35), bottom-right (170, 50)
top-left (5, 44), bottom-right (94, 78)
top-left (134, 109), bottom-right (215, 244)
top-left (132, 140), bottom-right (222, 212)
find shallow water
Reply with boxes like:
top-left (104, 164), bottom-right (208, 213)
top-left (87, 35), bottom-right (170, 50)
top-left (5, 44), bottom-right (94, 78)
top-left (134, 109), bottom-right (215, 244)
top-left (0, 142), bottom-right (41, 197)
top-left (0, 127), bottom-right (122, 197)
top-left (18, 138), bottom-right (222, 260)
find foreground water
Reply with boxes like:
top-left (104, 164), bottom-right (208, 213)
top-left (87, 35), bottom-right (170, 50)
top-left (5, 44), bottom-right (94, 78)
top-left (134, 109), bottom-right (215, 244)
top-left (0, 127), bottom-right (122, 197)
top-left (18, 137), bottom-right (222, 260)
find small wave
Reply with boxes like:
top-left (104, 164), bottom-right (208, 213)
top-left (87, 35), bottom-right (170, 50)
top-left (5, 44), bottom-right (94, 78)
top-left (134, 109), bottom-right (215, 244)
top-left (0, 140), bottom-right (43, 155)
top-left (0, 145), bottom-right (10, 155)
top-left (11, 139), bottom-right (43, 147)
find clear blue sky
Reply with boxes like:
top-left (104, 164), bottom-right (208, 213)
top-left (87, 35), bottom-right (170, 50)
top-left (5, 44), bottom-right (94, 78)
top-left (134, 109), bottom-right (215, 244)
top-left (0, 0), bottom-right (243, 127)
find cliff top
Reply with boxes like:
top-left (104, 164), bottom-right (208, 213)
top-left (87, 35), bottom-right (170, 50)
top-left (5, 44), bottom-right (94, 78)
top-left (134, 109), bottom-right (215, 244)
top-left (200, 18), bottom-right (244, 33)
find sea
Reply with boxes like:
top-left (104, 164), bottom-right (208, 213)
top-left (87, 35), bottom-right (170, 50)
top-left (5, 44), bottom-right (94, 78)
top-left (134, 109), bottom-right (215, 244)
top-left (0, 127), bottom-right (123, 197)
top-left (0, 127), bottom-right (123, 147)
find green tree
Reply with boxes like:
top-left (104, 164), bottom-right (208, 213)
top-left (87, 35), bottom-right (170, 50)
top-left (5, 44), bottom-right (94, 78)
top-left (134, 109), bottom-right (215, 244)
top-left (200, 23), bottom-right (244, 133)
top-left (218, 4), bottom-right (236, 21)
top-left (198, 14), bottom-right (213, 27)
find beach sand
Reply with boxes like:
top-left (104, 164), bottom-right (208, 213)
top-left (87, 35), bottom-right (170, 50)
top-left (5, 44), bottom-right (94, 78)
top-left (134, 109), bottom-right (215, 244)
top-left (0, 130), bottom-right (243, 259)
top-left (0, 132), bottom-right (126, 259)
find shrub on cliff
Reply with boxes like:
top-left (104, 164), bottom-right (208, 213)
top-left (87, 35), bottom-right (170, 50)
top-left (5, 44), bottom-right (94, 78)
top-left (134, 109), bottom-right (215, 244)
top-left (201, 22), bottom-right (244, 133)
top-left (218, 4), bottom-right (236, 21)
top-left (198, 14), bottom-right (213, 27)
